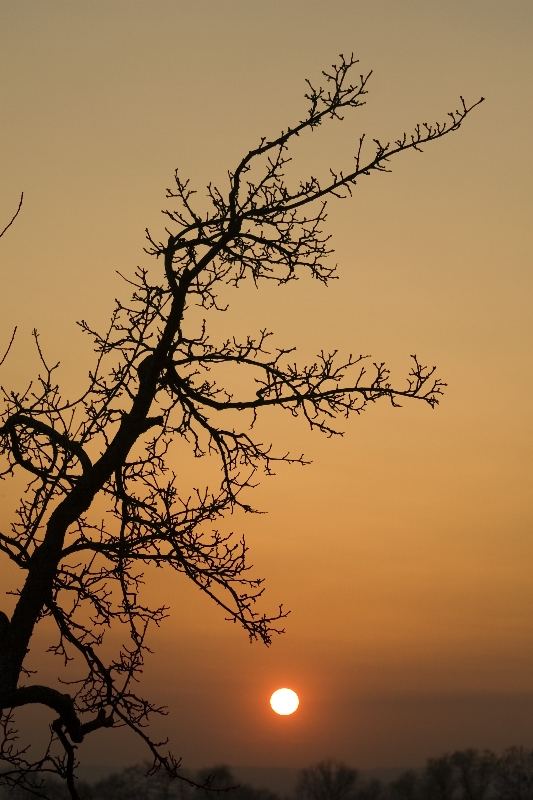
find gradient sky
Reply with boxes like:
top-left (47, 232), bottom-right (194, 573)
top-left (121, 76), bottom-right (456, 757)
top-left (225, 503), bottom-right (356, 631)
top-left (1, 0), bottom-right (532, 773)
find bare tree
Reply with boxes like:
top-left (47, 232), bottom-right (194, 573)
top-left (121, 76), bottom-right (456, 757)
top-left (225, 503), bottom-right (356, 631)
top-left (494, 747), bottom-right (533, 800)
top-left (296, 760), bottom-right (359, 800)
top-left (0, 55), bottom-right (482, 799)
top-left (354, 779), bottom-right (384, 800)
top-left (422, 755), bottom-right (457, 800)
top-left (386, 770), bottom-right (420, 800)
top-left (451, 749), bottom-right (497, 800)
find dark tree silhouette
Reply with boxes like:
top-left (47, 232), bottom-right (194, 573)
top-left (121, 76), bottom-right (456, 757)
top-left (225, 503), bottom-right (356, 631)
top-left (0, 56), bottom-right (482, 799)
top-left (195, 766), bottom-right (278, 800)
top-left (494, 747), bottom-right (533, 800)
top-left (295, 759), bottom-right (384, 800)
top-left (451, 749), bottom-right (497, 800)
top-left (354, 779), bottom-right (383, 800)
top-left (422, 755), bottom-right (457, 800)
top-left (386, 770), bottom-right (420, 800)
top-left (296, 759), bottom-right (359, 800)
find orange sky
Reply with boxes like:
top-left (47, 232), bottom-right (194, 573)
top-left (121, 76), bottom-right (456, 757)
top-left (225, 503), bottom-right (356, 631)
top-left (1, 0), bottom-right (532, 773)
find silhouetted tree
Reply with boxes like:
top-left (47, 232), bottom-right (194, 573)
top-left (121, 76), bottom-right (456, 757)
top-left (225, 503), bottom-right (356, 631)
top-left (386, 770), bottom-right (420, 800)
top-left (296, 760), bottom-right (359, 800)
top-left (451, 749), bottom-right (497, 800)
top-left (355, 778), bottom-right (384, 800)
top-left (494, 747), bottom-right (533, 800)
top-left (0, 55), bottom-right (482, 799)
top-left (422, 755), bottom-right (457, 800)
top-left (296, 762), bottom-right (387, 800)
top-left (84, 764), bottom-right (278, 800)
top-left (91, 761), bottom-right (205, 800)
top-left (91, 764), bottom-right (153, 800)
top-left (0, 774), bottom-right (90, 800)
top-left (196, 766), bottom-right (278, 800)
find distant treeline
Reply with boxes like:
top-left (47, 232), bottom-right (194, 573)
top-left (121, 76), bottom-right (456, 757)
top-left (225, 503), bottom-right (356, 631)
top-left (3, 748), bottom-right (533, 800)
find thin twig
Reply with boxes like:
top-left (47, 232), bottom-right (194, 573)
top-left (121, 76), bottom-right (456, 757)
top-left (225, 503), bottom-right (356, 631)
top-left (0, 193), bottom-right (23, 239)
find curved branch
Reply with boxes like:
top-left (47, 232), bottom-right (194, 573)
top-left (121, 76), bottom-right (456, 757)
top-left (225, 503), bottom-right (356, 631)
top-left (0, 193), bottom-right (23, 239)
top-left (0, 327), bottom-right (17, 368)
top-left (1, 415), bottom-right (92, 476)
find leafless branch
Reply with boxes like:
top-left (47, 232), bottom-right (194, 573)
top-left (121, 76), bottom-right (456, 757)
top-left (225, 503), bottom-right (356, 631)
top-left (0, 56), bottom-right (481, 798)
top-left (0, 192), bottom-right (23, 239)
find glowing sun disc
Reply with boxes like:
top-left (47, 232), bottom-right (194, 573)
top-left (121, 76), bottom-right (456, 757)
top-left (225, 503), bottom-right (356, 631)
top-left (270, 688), bottom-right (299, 715)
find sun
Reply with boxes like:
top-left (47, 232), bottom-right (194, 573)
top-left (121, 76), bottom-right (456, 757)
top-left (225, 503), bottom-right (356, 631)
top-left (270, 688), bottom-right (299, 715)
